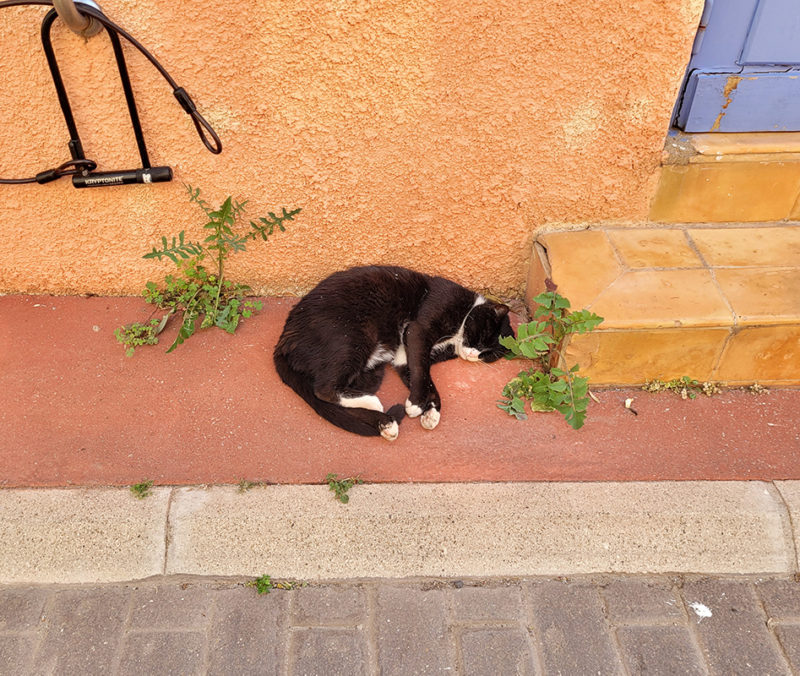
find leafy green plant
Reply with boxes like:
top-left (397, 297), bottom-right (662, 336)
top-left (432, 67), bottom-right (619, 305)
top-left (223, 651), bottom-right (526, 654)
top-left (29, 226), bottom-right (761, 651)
top-left (251, 574), bottom-right (273, 594)
top-left (498, 290), bottom-right (603, 430)
top-left (130, 479), bottom-right (154, 499)
top-left (326, 473), bottom-right (363, 504)
top-left (116, 185), bottom-right (300, 355)
top-left (246, 575), bottom-right (302, 594)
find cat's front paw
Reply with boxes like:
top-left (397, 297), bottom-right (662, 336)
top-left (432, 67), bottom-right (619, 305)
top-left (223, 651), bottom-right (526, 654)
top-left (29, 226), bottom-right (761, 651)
top-left (420, 406), bottom-right (440, 430)
top-left (405, 399), bottom-right (423, 418)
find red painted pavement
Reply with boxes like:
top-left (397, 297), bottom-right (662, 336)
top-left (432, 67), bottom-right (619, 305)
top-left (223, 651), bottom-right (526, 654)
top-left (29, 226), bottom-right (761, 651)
top-left (1, 295), bottom-right (798, 487)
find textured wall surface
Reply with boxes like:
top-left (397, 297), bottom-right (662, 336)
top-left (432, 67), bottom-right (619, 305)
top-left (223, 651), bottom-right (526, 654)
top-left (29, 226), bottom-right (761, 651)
top-left (0, 0), bottom-right (702, 296)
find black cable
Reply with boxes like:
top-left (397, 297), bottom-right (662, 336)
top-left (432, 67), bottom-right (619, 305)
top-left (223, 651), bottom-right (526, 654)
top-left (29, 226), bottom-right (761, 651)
top-left (0, 0), bottom-right (221, 184)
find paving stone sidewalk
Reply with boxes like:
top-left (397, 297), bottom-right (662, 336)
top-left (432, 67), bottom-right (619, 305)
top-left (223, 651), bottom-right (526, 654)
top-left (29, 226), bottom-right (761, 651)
top-left (2, 575), bottom-right (799, 675)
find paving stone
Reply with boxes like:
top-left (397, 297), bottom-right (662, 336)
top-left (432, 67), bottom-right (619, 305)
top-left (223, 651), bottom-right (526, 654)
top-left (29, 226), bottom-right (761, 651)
top-left (376, 586), bottom-right (450, 675)
top-left (206, 585), bottom-right (287, 676)
top-left (128, 583), bottom-right (214, 630)
top-left (616, 626), bottom-right (705, 675)
top-left (31, 587), bottom-right (130, 674)
top-left (528, 581), bottom-right (623, 675)
top-left (774, 625), bottom-right (800, 672)
top-left (603, 578), bottom-right (685, 623)
top-left (291, 585), bottom-right (367, 626)
top-left (119, 631), bottom-right (205, 675)
top-left (450, 585), bottom-right (524, 622)
top-left (683, 579), bottom-right (791, 675)
top-left (0, 635), bottom-right (37, 674)
top-left (460, 628), bottom-right (537, 675)
top-left (0, 588), bottom-right (48, 630)
top-left (290, 627), bottom-right (368, 675)
top-left (756, 578), bottom-right (800, 619)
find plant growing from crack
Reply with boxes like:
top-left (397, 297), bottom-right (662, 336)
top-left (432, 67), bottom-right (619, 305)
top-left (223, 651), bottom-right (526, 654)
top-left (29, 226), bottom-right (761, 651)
top-left (497, 289), bottom-right (603, 430)
top-left (247, 575), bottom-right (303, 594)
top-left (130, 479), bottom-right (154, 499)
top-left (326, 473), bottom-right (363, 504)
top-left (115, 184), bottom-right (300, 355)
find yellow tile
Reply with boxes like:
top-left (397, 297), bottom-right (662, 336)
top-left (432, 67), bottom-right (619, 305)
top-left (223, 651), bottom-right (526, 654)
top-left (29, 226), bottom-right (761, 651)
top-left (715, 325), bottom-right (800, 384)
top-left (690, 227), bottom-right (800, 267)
top-left (591, 270), bottom-right (734, 329)
top-left (714, 268), bottom-right (800, 326)
top-left (566, 329), bottom-right (729, 385)
top-left (538, 230), bottom-right (623, 310)
top-left (650, 162), bottom-right (800, 222)
top-left (607, 228), bottom-right (703, 268)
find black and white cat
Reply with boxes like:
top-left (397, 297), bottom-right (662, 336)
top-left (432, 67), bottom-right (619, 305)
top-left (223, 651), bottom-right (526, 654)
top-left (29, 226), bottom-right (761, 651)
top-left (273, 265), bottom-right (512, 440)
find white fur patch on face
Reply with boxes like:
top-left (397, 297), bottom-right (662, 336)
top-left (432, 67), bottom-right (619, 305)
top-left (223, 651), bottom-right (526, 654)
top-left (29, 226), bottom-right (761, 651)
top-left (459, 346), bottom-right (481, 362)
top-left (339, 394), bottom-right (384, 412)
top-left (405, 399), bottom-right (423, 418)
top-left (433, 295), bottom-right (489, 361)
top-left (380, 420), bottom-right (399, 441)
top-left (420, 406), bottom-right (440, 430)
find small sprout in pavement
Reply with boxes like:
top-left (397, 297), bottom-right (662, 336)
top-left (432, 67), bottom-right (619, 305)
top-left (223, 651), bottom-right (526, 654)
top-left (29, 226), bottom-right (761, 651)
top-left (130, 480), bottom-right (154, 499)
top-left (250, 574), bottom-right (273, 595)
top-left (326, 473), bottom-right (364, 504)
top-left (247, 575), bottom-right (303, 594)
top-left (237, 479), bottom-right (259, 493)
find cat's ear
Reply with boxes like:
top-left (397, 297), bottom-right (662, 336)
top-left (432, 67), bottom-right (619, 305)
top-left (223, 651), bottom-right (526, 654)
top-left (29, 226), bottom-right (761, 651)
top-left (494, 304), bottom-right (510, 319)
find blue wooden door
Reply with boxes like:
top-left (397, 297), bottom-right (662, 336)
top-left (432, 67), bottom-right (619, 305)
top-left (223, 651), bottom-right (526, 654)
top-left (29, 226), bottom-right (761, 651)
top-left (676, 0), bottom-right (800, 132)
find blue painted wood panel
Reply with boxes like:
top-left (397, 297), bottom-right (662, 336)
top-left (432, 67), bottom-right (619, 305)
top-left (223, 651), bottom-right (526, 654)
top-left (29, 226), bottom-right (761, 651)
top-left (680, 72), bottom-right (800, 132)
top-left (741, 0), bottom-right (800, 65)
top-left (675, 0), bottom-right (800, 131)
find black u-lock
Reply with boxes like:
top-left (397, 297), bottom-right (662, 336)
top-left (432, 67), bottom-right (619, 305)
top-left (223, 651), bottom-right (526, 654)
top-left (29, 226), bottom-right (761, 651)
top-left (0, 0), bottom-right (221, 187)
top-left (41, 7), bottom-right (172, 187)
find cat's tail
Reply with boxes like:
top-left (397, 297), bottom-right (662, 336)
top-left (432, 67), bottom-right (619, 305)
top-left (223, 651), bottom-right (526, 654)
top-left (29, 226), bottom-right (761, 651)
top-left (273, 350), bottom-right (405, 440)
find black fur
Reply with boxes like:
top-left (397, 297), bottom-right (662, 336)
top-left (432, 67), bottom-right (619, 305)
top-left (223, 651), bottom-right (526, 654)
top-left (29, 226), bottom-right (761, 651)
top-left (273, 265), bottom-right (512, 438)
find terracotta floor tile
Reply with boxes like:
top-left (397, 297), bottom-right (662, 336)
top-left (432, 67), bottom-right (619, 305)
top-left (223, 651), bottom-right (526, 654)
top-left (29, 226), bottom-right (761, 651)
top-left (689, 226), bottom-right (800, 267)
top-left (714, 268), bottom-right (800, 325)
top-left (566, 329), bottom-right (728, 385)
top-left (538, 230), bottom-right (623, 309)
top-left (591, 270), bottom-right (733, 329)
top-left (715, 325), bottom-right (800, 383)
top-left (606, 228), bottom-right (703, 268)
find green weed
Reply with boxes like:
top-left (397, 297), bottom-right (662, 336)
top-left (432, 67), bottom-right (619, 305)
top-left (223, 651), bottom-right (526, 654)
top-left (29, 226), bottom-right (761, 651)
top-left (130, 479), bottom-right (154, 499)
top-left (116, 185), bottom-right (300, 355)
top-left (498, 290), bottom-right (603, 430)
top-left (326, 473), bottom-right (363, 504)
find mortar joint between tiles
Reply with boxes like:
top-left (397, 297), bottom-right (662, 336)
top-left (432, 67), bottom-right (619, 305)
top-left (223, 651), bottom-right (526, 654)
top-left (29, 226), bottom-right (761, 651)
top-left (163, 487), bottom-right (175, 576)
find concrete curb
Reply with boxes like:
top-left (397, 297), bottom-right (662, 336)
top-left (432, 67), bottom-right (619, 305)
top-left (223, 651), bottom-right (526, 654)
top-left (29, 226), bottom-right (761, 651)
top-left (1, 482), bottom-right (798, 584)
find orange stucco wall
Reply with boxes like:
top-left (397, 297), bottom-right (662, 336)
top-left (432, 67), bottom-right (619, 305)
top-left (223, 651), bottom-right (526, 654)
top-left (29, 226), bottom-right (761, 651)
top-left (0, 0), bottom-right (703, 296)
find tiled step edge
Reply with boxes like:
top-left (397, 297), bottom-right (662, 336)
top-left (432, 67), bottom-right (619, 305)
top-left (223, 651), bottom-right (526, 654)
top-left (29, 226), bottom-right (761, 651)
top-left (1, 482), bottom-right (798, 585)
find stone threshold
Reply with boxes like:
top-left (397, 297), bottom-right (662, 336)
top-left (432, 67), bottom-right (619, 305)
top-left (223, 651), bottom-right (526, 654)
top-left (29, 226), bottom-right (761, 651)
top-left (527, 223), bottom-right (800, 385)
top-left (1, 482), bottom-right (799, 585)
top-left (653, 132), bottom-right (800, 222)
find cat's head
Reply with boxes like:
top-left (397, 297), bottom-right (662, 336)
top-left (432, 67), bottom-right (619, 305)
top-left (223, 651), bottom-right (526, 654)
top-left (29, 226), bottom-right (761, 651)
top-left (458, 302), bottom-right (513, 363)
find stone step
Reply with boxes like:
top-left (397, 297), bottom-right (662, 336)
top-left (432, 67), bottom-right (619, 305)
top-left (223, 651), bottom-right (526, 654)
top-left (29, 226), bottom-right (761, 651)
top-left (526, 223), bottom-right (800, 385)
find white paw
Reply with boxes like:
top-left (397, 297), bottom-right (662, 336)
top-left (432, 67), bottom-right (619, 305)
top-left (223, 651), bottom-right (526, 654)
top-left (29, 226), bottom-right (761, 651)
top-left (405, 399), bottom-right (423, 418)
top-left (380, 420), bottom-right (399, 441)
top-left (420, 407), bottom-right (440, 430)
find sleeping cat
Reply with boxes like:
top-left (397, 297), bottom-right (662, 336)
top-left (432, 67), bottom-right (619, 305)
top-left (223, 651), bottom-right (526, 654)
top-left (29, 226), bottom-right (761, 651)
top-left (273, 265), bottom-right (512, 440)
